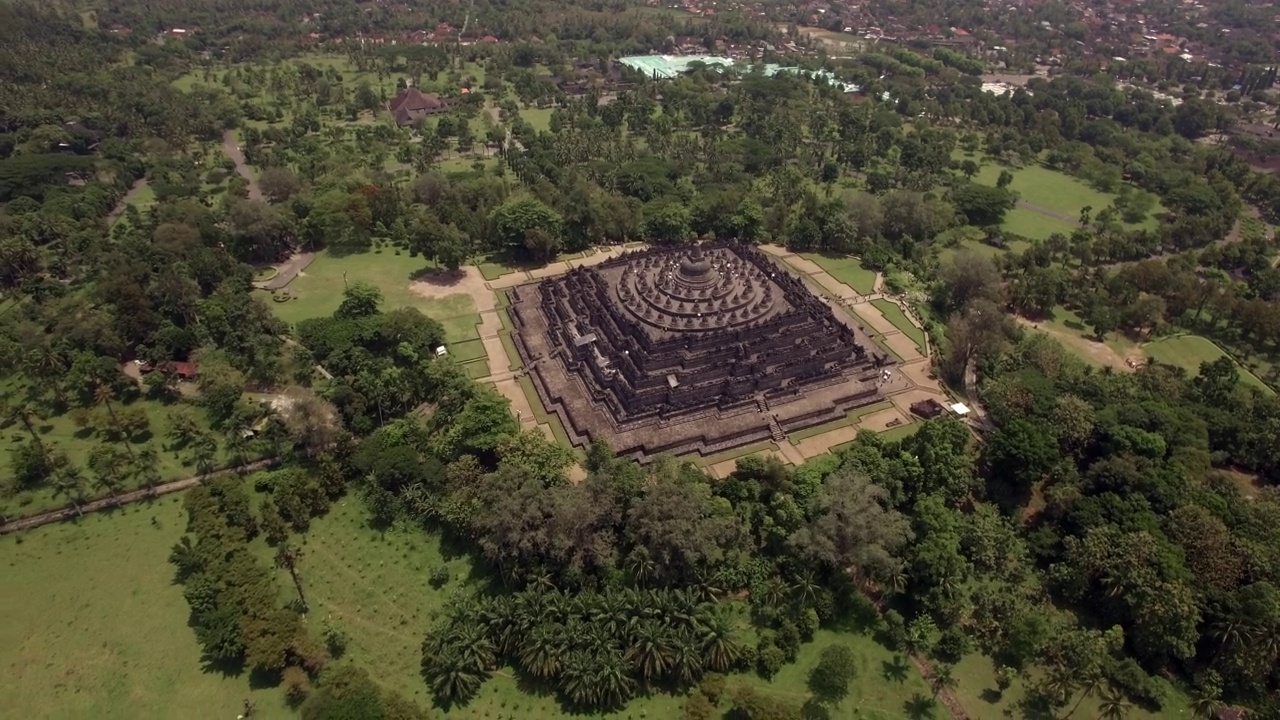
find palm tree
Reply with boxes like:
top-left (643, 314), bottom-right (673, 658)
top-left (594, 648), bottom-right (636, 710)
top-left (88, 444), bottom-right (128, 500)
top-left (3, 401), bottom-right (45, 451)
top-left (223, 427), bottom-right (252, 467)
top-left (133, 445), bottom-right (162, 491)
top-left (558, 651), bottom-right (596, 708)
top-left (188, 432), bottom-right (219, 476)
top-left (1060, 670), bottom-right (1103, 720)
top-left (931, 663), bottom-right (958, 700)
top-left (424, 647), bottom-right (486, 706)
top-left (51, 463), bottom-right (87, 515)
top-left (626, 620), bottom-right (673, 683)
top-left (1188, 694), bottom-right (1224, 720)
top-left (698, 608), bottom-right (741, 672)
top-left (519, 623), bottom-right (565, 679)
top-left (274, 542), bottom-right (307, 612)
top-left (1096, 685), bottom-right (1132, 720)
top-left (93, 384), bottom-right (134, 460)
top-left (669, 629), bottom-right (704, 687)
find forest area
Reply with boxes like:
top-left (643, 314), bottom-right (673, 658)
top-left (2, 0), bottom-right (1280, 718)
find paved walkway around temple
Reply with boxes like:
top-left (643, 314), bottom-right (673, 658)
top-left (451, 243), bottom-right (960, 478)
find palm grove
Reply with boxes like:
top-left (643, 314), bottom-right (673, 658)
top-left (2, 0), bottom-right (1280, 718)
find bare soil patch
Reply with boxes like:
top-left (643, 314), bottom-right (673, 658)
top-left (409, 266), bottom-right (490, 304)
top-left (1015, 316), bottom-right (1141, 370)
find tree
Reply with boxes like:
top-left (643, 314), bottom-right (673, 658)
top-left (790, 468), bottom-right (912, 585)
top-left (930, 663), bottom-right (958, 700)
top-left (51, 461), bottom-right (87, 515)
top-left (334, 281), bottom-right (382, 320)
top-left (996, 169), bottom-right (1014, 189)
top-left (936, 252), bottom-right (1001, 314)
top-left (88, 443), bottom-right (130, 499)
top-left (275, 542), bottom-right (308, 611)
top-left (808, 643), bottom-right (858, 704)
top-left (490, 198), bottom-right (563, 261)
top-left (1096, 685), bottom-right (1133, 720)
top-left (258, 167), bottom-right (301, 203)
top-left (951, 182), bottom-right (1014, 226)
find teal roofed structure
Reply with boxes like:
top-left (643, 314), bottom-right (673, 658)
top-left (617, 55), bottom-right (735, 79)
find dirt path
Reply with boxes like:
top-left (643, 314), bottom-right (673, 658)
top-left (222, 130), bottom-right (264, 202)
top-left (106, 177), bottom-right (149, 225)
top-left (0, 457), bottom-right (285, 535)
top-left (1016, 200), bottom-right (1080, 226)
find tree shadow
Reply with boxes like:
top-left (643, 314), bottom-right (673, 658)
top-left (409, 266), bottom-right (466, 287)
top-left (882, 655), bottom-right (911, 683)
top-left (904, 693), bottom-right (937, 720)
top-left (980, 688), bottom-right (1004, 704)
top-left (801, 697), bottom-right (831, 719)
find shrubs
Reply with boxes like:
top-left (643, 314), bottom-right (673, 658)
top-left (808, 644), bottom-right (858, 705)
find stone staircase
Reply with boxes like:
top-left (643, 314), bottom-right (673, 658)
top-left (755, 395), bottom-right (771, 413)
top-left (768, 416), bottom-right (785, 442)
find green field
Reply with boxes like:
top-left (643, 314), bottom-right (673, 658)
top-left (1143, 334), bottom-right (1273, 394)
top-left (799, 253), bottom-right (878, 294)
top-left (871, 299), bottom-right (927, 353)
top-left (1, 496), bottom-right (289, 719)
top-left (1000, 205), bottom-right (1077, 240)
top-left (521, 107), bottom-right (555, 133)
top-left (788, 401), bottom-right (895, 444)
top-left (260, 250), bottom-right (482, 342)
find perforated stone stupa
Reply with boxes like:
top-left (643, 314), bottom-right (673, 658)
top-left (506, 242), bottom-right (891, 462)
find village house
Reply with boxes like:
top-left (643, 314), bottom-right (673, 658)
top-left (388, 87), bottom-right (449, 126)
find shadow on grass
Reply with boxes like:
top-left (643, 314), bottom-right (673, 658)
top-left (409, 266), bottom-right (467, 287)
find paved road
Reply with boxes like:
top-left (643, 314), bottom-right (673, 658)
top-left (0, 457), bottom-right (284, 535)
top-left (222, 130), bottom-right (264, 202)
top-left (254, 251), bottom-right (317, 290)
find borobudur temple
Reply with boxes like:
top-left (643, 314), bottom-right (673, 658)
top-left (506, 242), bottom-right (892, 462)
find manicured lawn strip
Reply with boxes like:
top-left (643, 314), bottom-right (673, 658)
top-left (477, 257), bottom-right (521, 281)
top-left (499, 332), bottom-right (523, 371)
top-left (788, 400), bottom-right (895, 444)
top-left (1144, 334), bottom-right (1273, 395)
top-left (693, 441), bottom-right (780, 468)
top-left (871, 299), bottom-right (927, 353)
top-left (516, 375), bottom-right (574, 447)
top-left (445, 338), bottom-right (487, 363)
top-left (799, 253), bottom-right (877, 294)
top-left (875, 422), bottom-right (922, 444)
top-left (0, 495), bottom-right (287, 719)
top-left (461, 358), bottom-right (491, 379)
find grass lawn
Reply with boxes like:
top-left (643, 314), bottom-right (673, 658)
top-left (521, 107), bottom-right (555, 132)
top-left (0, 392), bottom-right (209, 517)
top-left (260, 250), bottom-right (482, 342)
top-left (446, 338), bottom-right (486, 363)
top-left (1001, 205), bottom-right (1076, 240)
top-left (1143, 334), bottom-right (1273, 394)
top-left (799, 253), bottom-right (877, 294)
top-left (0, 495), bottom-right (289, 719)
top-left (871, 299), bottom-right (927, 353)
top-left (499, 332), bottom-right (522, 371)
top-left (461, 358), bottom-right (491, 379)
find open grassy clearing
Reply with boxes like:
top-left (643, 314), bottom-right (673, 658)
top-left (1144, 334), bottom-right (1273, 394)
top-left (0, 495), bottom-right (289, 719)
top-left (1000, 205), bottom-right (1076, 240)
top-left (799, 253), bottom-right (877, 294)
top-left (871, 299), bottom-right (927, 353)
top-left (259, 250), bottom-right (481, 342)
top-left (521, 107), bottom-right (555, 132)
